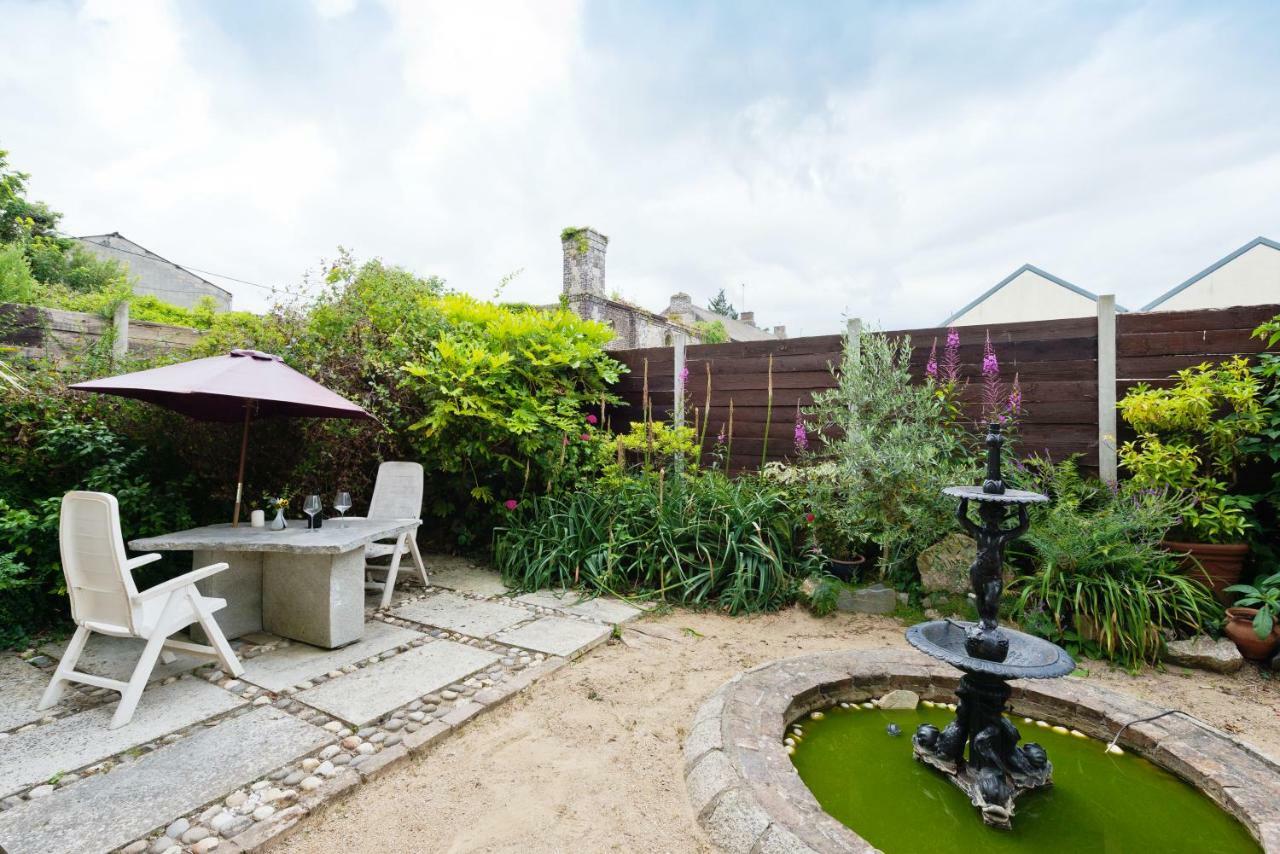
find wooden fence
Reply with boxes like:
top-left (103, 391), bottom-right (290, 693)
top-left (608, 303), bottom-right (1280, 474)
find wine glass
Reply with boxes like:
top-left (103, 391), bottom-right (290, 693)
top-left (303, 494), bottom-right (322, 531)
top-left (334, 491), bottom-right (352, 519)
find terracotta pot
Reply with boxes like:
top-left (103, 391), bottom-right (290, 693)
top-left (825, 554), bottom-right (866, 583)
top-left (1162, 540), bottom-right (1249, 604)
top-left (1223, 607), bottom-right (1280, 661)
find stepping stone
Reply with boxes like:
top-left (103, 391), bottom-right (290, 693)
top-left (39, 635), bottom-right (206, 684)
top-left (494, 616), bottom-right (610, 659)
top-left (0, 679), bottom-right (243, 798)
top-left (515, 590), bottom-right (643, 625)
top-left (428, 565), bottom-right (511, 598)
top-left (392, 592), bottom-right (531, 638)
top-left (0, 657), bottom-right (55, 733)
top-left (239, 621), bottom-right (424, 692)
top-left (295, 640), bottom-right (499, 726)
top-left (0, 706), bottom-right (331, 854)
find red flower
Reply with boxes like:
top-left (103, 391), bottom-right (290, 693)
top-left (504, 499), bottom-right (519, 511)
top-left (805, 513), bottom-right (815, 524)
top-left (586, 414), bottom-right (598, 425)
top-left (580, 433), bottom-right (591, 441)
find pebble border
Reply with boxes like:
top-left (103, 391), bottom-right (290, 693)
top-left (684, 647), bottom-right (1280, 854)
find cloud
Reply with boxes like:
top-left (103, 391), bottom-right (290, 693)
top-left (1, 0), bottom-right (1278, 332)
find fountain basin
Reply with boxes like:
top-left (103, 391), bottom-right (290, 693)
top-left (683, 648), bottom-right (1280, 853)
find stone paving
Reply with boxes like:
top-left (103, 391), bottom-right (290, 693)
top-left (0, 558), bottom-right (642, 854)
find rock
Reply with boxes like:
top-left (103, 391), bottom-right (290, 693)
top-left (299, 776), bottom-right (323, 791)
top-left (192, 838), bottom-right (220, 853)
top-left (182, 826), bottom-right (211, 844)
top-left (166, 818), bottom-right (190, 839)
top-left (149, 837), bottom-right (175, 854)
top-left (319, 744), bottom-right (342, 760)
top-left (121, 841), bottom-right (148, 854)
top-left (340, 736), bottom-right (361, 751)
top-left (252, 805), bottom-right (276, 821)
top-left (876, 690), bottom-right (920, 710)
top-left (917, 534), bottom-right (974, 594)
top-left (210, 811), bottom-right (239, 833)
top-left (225, 791), bottom-right (248, 808)
top-left (835, 583), bottom-right (897, 615)
top-left (283, 770), bottom-right (306, 786)
top-left (1163, 637), bottom-right (1243, 674)
top-left (27, 785), bottom-right (54, 799)
top-left (356, 742), bottom-right (376, 755)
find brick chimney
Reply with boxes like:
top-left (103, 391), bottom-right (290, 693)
top-left (561, 227), bottom-right (608, 297)
top-left (740, 311), bottom-right (755, 327)
top-left (666, 292), bottom-right (694, 322)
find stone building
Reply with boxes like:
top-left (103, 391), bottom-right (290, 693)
top-left (558, 227), bottom-right (780, 349)
top-left (75, 232), bottom-right (233, 311)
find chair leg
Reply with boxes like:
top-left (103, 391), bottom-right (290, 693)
top-left (110, 628), bottom-right (169, 729)
top-left (379, 533), bottom-right (408, 609)
top-left (189, 588), bottom-right (244, 678)
top-left (407, 531), bottom-right (429, 587)
top-left (38, 625), bottom-right (91, 711)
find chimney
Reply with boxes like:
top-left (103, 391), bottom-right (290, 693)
top-left (666, 292), bottom-right (693, 320)
top-left (772, 325), bottom-right (787, 339)
top-left (561, 227), bottom-right (608, 297)
top-left (740, 311), bottom-right (755, 327)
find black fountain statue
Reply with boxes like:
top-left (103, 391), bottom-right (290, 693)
top-left (906, 422), bottom-right (1074, 829)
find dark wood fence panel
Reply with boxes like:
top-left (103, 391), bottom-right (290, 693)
top-left (608, 303), bottom-right (1280, 475)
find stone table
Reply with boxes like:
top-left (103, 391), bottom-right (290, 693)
top-left (131, 519), bottom-right (417, 649)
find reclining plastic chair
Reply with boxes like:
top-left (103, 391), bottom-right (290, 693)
top-left (39, 491), bottom-right (244, 729)
top-left (358, 461), bottom-right (429, 608)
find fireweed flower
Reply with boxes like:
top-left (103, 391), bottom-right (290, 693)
top-left (503, 499), bottom-right (519, 511)
top-left (679, 366), bottom-right (690, 385)
top-left (794, 408), bottom-right (809, 452)
top-left (982, 332), bottom-right (999, 377)
top-left (942, 328), bottom-right (961, 382)
top-left (716, 428), bottom-right (726, 446)
top-left (1008, 373), bottom-right (1022, 415)
top-left (926, 338), bottom-right (939, 380)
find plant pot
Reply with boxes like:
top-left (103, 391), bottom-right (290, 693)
top-left (1223, 607), bottom-right (1280, 661)
top-left (825, 554), bottom-right (866, 583)
top-left (1162, 540), bottom-right (1249, 604)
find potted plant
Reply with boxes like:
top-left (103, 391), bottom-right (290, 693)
top-left (1222, 571), bottom-right (1280, 661)
top-left (1118, 357), bottom-right (1267, 602)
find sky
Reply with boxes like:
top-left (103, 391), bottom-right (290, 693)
top-left (1, 0), bottom-right (1279, 334)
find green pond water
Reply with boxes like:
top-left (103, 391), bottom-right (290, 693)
top-left (789, 704), bottom-right (1260, 854)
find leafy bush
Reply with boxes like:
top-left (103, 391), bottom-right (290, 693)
top-left (0, 242), bottom-right (36, 303)
top-left (1118, 357), bottom-right (1267, 543)
top-left (493, 470), bottom-right (820, 613)
top-left (1240, 314), bottom-right (1280, 567)
top-left (804, 329), bottom-right (970, 574)
top-left (1008, 457), bottom-right (1220, 668)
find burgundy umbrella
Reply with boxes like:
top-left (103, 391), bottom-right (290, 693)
top-left (72, 349), bottom-right (374, 525)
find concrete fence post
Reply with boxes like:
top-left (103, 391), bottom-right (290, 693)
top-left (846, 317), bottom-right (862, 366)
top-left (672, 333), bottom-right (687, 475)
top-left (1097, 295), bottom-right (1118, 484)
top-left (112, 299), bottom-right (130, 359)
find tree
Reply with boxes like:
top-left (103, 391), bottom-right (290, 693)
top-left (0, 149), bottom-right (60, 244)
top-left (708, 288), bottom-right (738, 320)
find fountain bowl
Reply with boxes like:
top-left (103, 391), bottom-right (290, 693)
top-left (906, 619), bottom-right (1075, 680)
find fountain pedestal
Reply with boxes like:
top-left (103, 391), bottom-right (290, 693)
top-left (905, 423), bottom-right (1073, 829)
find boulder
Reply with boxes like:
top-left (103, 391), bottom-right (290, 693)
top-left (1163, 636), bottom-right (1244, 674)
top-left (836, 583), bottom-right (897, 615)
top-left (876, 689), bottom-right (919, 710)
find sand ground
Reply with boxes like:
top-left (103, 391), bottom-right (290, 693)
top-left (278, 607), bottom-right (1280, 854)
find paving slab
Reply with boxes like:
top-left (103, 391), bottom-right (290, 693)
top-left (515, 590), bottom-right (643, 625)
top-left (494, 616), bottom-right (611, 659)
top-left (428, 564), bottom-right (512, 597)
top-left (39, 634), bottom-right (208, 684)
top-left (239, 621), bottom-right (425, 692)
top-left (392, 591), bottom-right (532, 638)
top-left (0, 657), bottom-right (55, 733)
top-left (0, 678), bottom-right (243, 797)
top-left (295, 639), bottom-right (500, 726)
top-left (0, 706), bottom-right (331, 854)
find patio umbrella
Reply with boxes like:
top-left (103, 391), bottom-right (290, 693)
top-left (71, 348), bottom-right (374, 525)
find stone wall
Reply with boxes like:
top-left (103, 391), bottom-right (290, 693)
top-left (0, 302), bottom-right (205, 361)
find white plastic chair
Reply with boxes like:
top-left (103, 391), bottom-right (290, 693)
top-left (358, 461), bottom-right (429, 608)
top-left (39, 491), bottom-right (244, 729)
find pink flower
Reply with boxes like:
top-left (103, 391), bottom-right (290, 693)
top-left (679, 365), bottom-right (690, 385)
top-left (504, 499), bottom-right (519, 511)
top-left (586, 413), bottom-right (598, 425)
top-left (942, 328), bottom-right (960, 383)
top-left (925, 338), bottom-right (938, 380)
top-left (1008, 373), bottom-right (1022, 415)
top-left (793, 411), bottom-right (809, 452)
top-left (982, 331), bottom-right (999, 377)
top-left (580, 433), bottom-right (591, 441)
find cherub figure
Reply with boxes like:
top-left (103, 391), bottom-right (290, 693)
top-left (956, 498), bottom-right (1028, 660)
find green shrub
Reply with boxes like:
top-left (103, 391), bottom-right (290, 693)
top-left (1008, 457), bottom-right (1220, 669)
top-left (0, 242), bottom-right (36, 303)
top-left (493, 470), bottom-right (820, 613)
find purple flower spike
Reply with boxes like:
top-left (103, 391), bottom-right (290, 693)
top-left (794, 411), bottom-right (809, 452)
top-left (926, 338), bottom-right (939, 379)
top-left (982, 331), bottom-right (999, 377)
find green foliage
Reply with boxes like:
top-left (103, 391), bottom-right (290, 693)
top-left (559, 227), bottom-right (590, 255)
top-left (806, 573), bottom-right (841, 616)
top-left (1118, 357), bottom-right (1267, 543)
top-left (1239, 314), bottom-right (1280, 566)
top-left (693, 319), bottom-right (729, 343)
top-left (493, 470), bottom-right (820, 614)
top-left (607, 419), bottom-right (699, 473)
top-left (1224, 571), bottom-right (1280, 640)
top-left (804, 329), bottom-right (970, 574)
top-left (707, 288), bottom-right (738, 320)
top-left (1008, 457), bottom-right (1221, 668)
top-left (0, 242), bottom-right (36, 303)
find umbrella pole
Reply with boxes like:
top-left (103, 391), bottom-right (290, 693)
top-left (232, 401), bottom-right (253, 526)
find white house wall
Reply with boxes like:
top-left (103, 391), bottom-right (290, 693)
top-left (1154, 242), bottom-right (1280, 311)
top-left (950, 269), bottom-right (1098, 325)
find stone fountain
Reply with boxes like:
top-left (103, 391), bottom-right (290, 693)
top-left (906, 422), bottom-right (1074, 829)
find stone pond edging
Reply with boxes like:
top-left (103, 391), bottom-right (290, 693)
top-left (683, 648), bottom-right (1280, 854)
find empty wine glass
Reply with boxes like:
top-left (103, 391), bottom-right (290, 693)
top-left (334, 491), bottom-right (352, 518)
top-left (303, 494), bottom-right (322, 531)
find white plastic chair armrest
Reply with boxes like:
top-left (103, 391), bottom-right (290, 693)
top-left (132, 562), bottom-right (230, 604)
top-left (125, 553), bottom-right (163, 572)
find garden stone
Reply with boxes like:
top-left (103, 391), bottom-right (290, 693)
top-left (1163, 637), bottom-right (1243, 674)
top-left (166, 818), bottom-right (190, 838)
top-left (121, 841), bottom-right (148, 854)
top-left (26, 786), bottom-right (54, 800)
top-left (192, 838), bottom-right (220, 853)
top-left (917, 533), bottom-right (978, 595)
top-left (835, 583), bottom-right (897, 615)
top-left (876, 689), bottom-right (919, 710)
top-left (150, 837), bottom-right (175, 854)
top-left (182, 826), bottom-right (212, 844)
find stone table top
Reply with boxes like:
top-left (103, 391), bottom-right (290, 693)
top-left (129, 518), bottom-right (418, 555)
